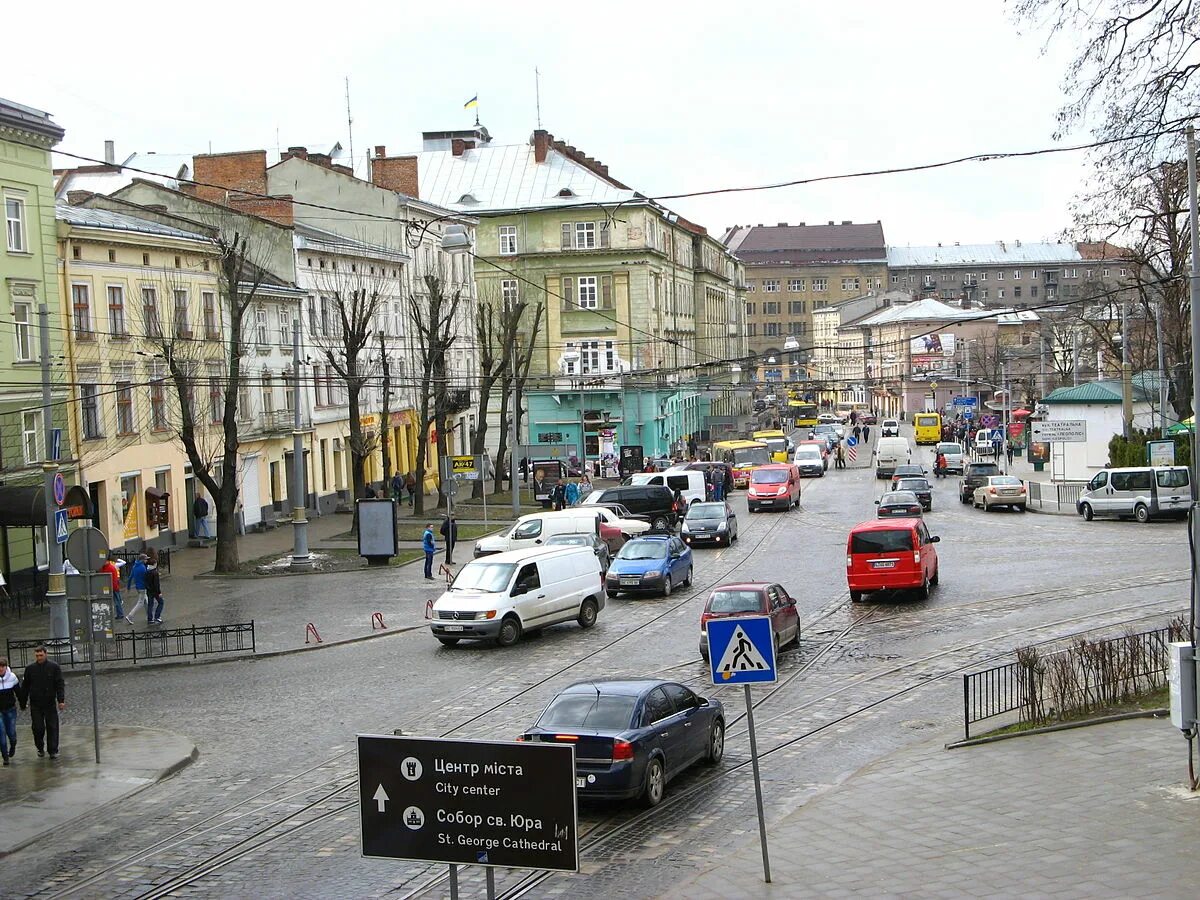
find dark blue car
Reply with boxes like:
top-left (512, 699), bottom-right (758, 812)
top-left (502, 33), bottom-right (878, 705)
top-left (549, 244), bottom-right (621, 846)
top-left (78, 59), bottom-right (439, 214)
top-left (604, 534), bottom-right (693, 598)
top-left (520, 679), bottom-right (724, 806)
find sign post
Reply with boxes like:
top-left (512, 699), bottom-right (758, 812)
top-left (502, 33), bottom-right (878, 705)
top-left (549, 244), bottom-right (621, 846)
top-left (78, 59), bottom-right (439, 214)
top-left (1030, 420), bottom-right (1088, 443)
top-left (64, 525), bottom-right (110, 764)
top-left (707, 616), bottom-right (777, 884)
top-left (358, 734), bottom-right (578, 895)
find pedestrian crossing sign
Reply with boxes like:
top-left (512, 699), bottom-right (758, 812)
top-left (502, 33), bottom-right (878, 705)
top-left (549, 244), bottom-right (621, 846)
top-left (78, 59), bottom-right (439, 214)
top-left (708, 616), bottom-right (777, 686)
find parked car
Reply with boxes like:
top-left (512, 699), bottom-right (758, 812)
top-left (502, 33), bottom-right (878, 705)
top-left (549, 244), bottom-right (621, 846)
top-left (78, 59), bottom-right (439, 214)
top-left (876, 491), bottom-right (923, 518)
top-left (793, 443), bottom-right (826, 477)
top-left (605, 534), bottom-right (693, 598)
top-left (846, 518), bottom-right (940, 602)
top-left (747, 463), bottom-right (801, 512)
top-left (546, 533), bottom-right (611, 574)
top-left (585, 485), bottom-right (678, 530)
top-left (1077, 466), bottom-right (1192, 522)
top-left (628, 469), bottom-right (708, 506)
top-left (934, 441), bottom-right (965, 475)
top-left (894, 476), bottom-right (933, 510)
top-left (430, 546), bottom-right (604, 647)
top-left (881, 418), bottom-right (901, 437)
top-left (860, 412), bottom-right (878, 425)
top-left (959, 461), bottom-right (1001, 503)
top-left (889, 464), bottom-right (927, 489)
top-left (972, 475), bottom-right (1028, 512)
top-left (520, 679), bottom-right (724, 806)
top-left (698, 582), bottom-right (801, 661)
top-left (681, 502), bottom-right (738, 546)
top-left (474, 511), bottom-right (602, 558)
top-left (586, 501), bottom-right (653, 531)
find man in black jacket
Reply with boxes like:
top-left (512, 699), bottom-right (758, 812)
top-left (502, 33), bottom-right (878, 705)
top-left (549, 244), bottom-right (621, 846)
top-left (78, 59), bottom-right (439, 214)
top-left (19, 646), bottom-right (65, 759)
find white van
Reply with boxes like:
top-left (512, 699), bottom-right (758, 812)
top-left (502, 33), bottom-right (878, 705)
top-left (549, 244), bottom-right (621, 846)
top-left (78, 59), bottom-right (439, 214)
top-left (474, 511), bottom-right (599, 557)
top-left (874, 436), bottom-right (912, 479)
top-left (1077, 466), bottom-right (1192, 523)
top-left (430, 546), bottom-right (603, 647)
top-left (628, 469), bottom-right (708, 506)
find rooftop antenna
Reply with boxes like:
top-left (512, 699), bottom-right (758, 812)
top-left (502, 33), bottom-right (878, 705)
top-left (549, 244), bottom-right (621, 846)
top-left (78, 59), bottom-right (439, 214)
top-left (345, 76), bottom-right (356, 175)
top-left (535, 66), bottom-right (542, 129)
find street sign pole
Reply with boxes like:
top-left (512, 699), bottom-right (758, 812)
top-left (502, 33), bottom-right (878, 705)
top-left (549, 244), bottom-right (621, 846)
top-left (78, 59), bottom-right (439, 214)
top-left (743, 684), bottom-right (771, 884)
top-left (66, 525), bottom-right (111, 765)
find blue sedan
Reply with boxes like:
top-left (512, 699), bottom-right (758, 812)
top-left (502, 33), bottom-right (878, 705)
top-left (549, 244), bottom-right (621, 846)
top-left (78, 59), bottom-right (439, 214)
top-left (604, 534), bottom-right (693, 598)
top-left (520, 679), bottom-right (724, 806)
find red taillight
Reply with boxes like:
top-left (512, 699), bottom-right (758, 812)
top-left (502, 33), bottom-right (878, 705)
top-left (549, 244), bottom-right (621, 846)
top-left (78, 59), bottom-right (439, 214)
top-left (613, 739), bottom-right (635, 761)
top-left (516, 735), bottom-right (526, 741)
top-left (700, 612), bottom-right (713, 627)
top-left (554, 734), bottom-right (580, 742)
top-left (989, 487), bottom-right (998, 495)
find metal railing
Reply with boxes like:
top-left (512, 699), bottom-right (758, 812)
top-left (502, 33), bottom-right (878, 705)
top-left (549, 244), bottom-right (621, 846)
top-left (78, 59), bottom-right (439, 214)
top-left (1027, 480), bottom-right (1085, 511)
top-left (962, 622), bottom-right (1182, 739)
top-left (109, 547), bottom-right (172, 576)
top-left (5, 621), bottom-right (255, 668)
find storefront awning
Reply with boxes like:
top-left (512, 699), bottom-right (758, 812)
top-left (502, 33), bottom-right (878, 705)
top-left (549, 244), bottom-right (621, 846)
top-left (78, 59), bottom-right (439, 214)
top-left (0, 484), bottom-right (93, 527)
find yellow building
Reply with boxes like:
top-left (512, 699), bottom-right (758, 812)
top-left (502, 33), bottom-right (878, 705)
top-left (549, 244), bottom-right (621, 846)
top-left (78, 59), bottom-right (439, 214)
top-left (57, 200), bottom-right (223, 550)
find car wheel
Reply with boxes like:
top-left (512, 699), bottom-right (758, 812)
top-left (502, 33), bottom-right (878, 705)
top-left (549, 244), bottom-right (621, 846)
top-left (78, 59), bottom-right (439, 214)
top-left (652, 515), bottom-right (669, 530)
top-left (1082, 503), bottom-right (1094, 521)
top-left (850, 590), bottom-right (864, 603)
top-left (436, 637), bottom-right (460, 647)
top-left (706, 719), bottom-right (725, 764)
top-left (662, 575), bottom-right (672, 597)
top-left (643, 757), bottom-right (665, 807)
top-left (684, 566), bottom-right (693, 587)
top-left (496, 615), bottom-right (522, 647)
top-left (606, 590), bottom-right (619, 599)
top-left (1016, 505), bottom-right (1026, 513)
top-left (1134, 503), bottom-right (1150, 524)
top-left (577, 598), bottom-right (599, 629)
top-left (916, 578), bottom-right (930, 600)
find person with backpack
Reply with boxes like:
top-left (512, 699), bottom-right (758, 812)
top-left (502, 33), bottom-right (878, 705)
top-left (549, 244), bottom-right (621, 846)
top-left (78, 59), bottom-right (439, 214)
top-left (404, 472), bottom-right (417, 507)
top-left (192, 493), bottom-right (211, 540)
top-left (391, 472), bottom-right (404, 502)
top-left (144, 557), bottom-right (164, 625)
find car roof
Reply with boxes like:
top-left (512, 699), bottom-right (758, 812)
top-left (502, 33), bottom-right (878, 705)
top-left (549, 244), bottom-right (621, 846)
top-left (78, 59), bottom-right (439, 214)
top-left (881, 491), bottom-right (919, 501)
top-left (850, 518), bottom-right (921, 532)
top-left (473, 546), bottom-right (593, 564)
top-left (710, 581), bottom-right (769, 591)
top-left (560, 678), bottom-right (676, 697)
top-left (755, 463), bottom-right (794, 470)
top-left (627, 533), bottom-right (673, 543)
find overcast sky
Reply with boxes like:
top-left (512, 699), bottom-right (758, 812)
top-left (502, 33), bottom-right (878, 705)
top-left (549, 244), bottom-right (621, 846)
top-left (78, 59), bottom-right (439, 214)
top-left (10, 1), bottom-right (1088, 246)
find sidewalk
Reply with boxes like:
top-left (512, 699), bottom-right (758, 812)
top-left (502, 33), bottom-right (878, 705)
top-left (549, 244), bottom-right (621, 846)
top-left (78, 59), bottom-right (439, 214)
top-left (670, 717), bottom-right (1199, 899)
top-left (0, 724), bottom-right (197, 857)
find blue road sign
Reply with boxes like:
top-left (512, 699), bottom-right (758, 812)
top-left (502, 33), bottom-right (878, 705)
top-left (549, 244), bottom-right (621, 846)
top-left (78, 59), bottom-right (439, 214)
top-left (952, 396), bottom-right (978, 407)
top-left (963, 409), bottom-right (974, 419)
top-left (50, 428), bottom-right (62, 461)
top-left (54, 508), bottom-right (70, 545)
top-left (53, 472), bottom-right (66, 506)
top-left (846, 436), bottom-right (858, 447)
top-left (708, 616), bottom-right (777, 686)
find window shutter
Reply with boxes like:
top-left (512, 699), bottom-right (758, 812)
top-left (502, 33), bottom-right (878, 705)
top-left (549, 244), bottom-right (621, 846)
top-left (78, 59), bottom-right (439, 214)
top-left (599, 222), bottom-right (610, 249)
top-left (561, 277), bottom-right (574, 310)
top-left (561, 223), bottom-right (572, 250)
top-left (601, 275), bottom-right (612, 309)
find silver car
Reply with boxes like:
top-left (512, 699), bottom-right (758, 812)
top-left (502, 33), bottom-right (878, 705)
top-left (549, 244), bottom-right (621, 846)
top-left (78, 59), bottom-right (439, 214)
top-left (934, 442), bottom-right (965, 475)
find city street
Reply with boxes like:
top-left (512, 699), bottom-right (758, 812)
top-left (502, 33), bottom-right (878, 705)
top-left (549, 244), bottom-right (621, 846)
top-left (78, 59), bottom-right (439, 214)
top-left (3, 430), bottom-right (1190, 899)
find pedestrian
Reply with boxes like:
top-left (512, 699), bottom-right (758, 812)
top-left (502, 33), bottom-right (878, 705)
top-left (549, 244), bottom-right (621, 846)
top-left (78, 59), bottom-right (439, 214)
top-left (439, 515), bottom-right (458, 563)
top-left (862, 424), bottom-right (871, 443)
top-left (579, 471), bottom-right (593, 499)
top-left (124, 553), bottom-right (149, 625)
top-left (364, 483), bottom-right (376, 499)
top-left (0, 656), bottom-right (20, 765)
top-left (849, 410), bottom-right (858, 425)
top-left (1007, 441), bottom-right (1016, 465)
top-left (100, 553), bottom-right (125, 621)
top-left (405, 471), bottom-right (417, 506)
top-left (552, 481), bottom-right (566, 511)
top-left (193, 492), bottom-right (211, 540)
top-left (18, 646), bottom-right (64, 759)
top-left (671, 489), bottom-right (687, 522)
top-left (391, 471), bottom-right (404, 502)
top-left (723, 465), bottom-right (734, 499)
top-left (422, 523), bottom-right (437, 579)
top-left (144, 557), bottom-right (164, 625)
top-left (565, 480), bottom-right (580, 507)
top-left (853, 424), bottom-right (862, 442)
top-left (835, 443), bottom-right (846, 469)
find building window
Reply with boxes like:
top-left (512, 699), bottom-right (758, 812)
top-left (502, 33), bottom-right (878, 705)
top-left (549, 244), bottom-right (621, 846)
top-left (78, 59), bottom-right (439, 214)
top-left (1102, 268), bottom-right (1110, 277)
top-left (762, 279), bottom-right (780, 293)
top-left (284, 368), bottom-right (295, 412)
top-left (19, 409), bottom-right (44, 465)
top-left (997, 288), bottom-right (1005, 300)
top-left (501, 278), bottom-right (518, 305)
top-left (891, 274), bottom-right (900, 285)
top-left (142, 287), bottom-right (160, 337)
top-left (72, 245), bottom-right (81, 260)
top-left (996, 271), bottom-right (1004, 281)
top-left (866, 277), bottom-right (882, 289)
top-left (72, 284), bottom-right (92, 338)
top-left (1119, 267), bottom-right (1129, 277)
top-left (575, 222), bottom-right (596, 249)
top-left (238, 377), bottom-right (252, 421)
top-left (745, 302), bottom-right (756, 316)
top-left (746, 323), bottom-right (757, 337)
top-left (981, 288), bottom-right (989, 300)
top-left (150, 363), bottom-right (168, 430)
top-left (1013, 270), bottom-right (1021, 279)
top-left (256, 306), bottom-right (269, 344)
top-left (107, 285), bottom-right (126, 336)
top-left (174, 289), bottom-right (191, 337)
top-left (1030, 285), bottom-right (1039, 298)
top-left (577, 276), bottom-right (598, 309)
top-left (499, 225), bottom-right (518, 255)
top-left (261, 371), bottom-right (274, 414)
top-left (746, 282), bottom-right (756, 292)
top-left (812, 278), bottom-right (828, 291)
top-left (841, 277), bottom-right (860, 292)
top-left (142, 252), bottom-right (151, 266)
top-left (5, 195), bottom-right (26, 252)
top-left (208, 363), bottom-right (223, 423)
top-left (763, 301), bottom-right (781, 315)
top-left (788, 301), bottom-right (805, 314)
top-left (115, 369), bottom-right (135, 434)
top-left (203, 291), bottom-right (217, 337)
top-left (764, 322), bottom-right (781, 336)
top-left (788, 278), bottom-right (805, 291)
top-left (312, 365), bottom-right (326, 407)
top-left (813, 300), bottom-right (827, 310)
top-left (12, 300), bottom-right (33, 361)
top-left (81, 380), bottom-right (102, 439)
top-left (320, 296), bottom-right (331, 335)
top-left (1013, 286), bottom-right (1022, 298)
top-left (279, 309), bottom-right (292, 347)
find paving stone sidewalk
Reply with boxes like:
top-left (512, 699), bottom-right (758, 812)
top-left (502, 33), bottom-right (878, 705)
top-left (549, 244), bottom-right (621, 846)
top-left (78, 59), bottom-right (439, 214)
top-left (667, 718), bottom-right (1200, 899)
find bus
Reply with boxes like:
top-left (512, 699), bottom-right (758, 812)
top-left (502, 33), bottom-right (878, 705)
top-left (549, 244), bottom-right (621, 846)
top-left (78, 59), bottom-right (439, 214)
top-left (752, 429), bottom-right (792, 463)
top-left (713, 440), bottom-right (772, 488)
top-left (913, 412), bottom-right (942, 445)
top-left (788, 401), bottom-right (819, 429)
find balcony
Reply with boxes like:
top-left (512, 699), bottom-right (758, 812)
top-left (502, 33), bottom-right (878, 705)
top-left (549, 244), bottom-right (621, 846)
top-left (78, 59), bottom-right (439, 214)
top-left (248, 409), bottom-right (294, 435)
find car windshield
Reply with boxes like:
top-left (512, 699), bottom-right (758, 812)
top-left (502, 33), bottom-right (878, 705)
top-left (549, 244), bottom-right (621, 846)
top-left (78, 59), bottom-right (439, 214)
top-left (814, 425), bottom-right (835, 435)
top-left (758, 437), bottom-right (788, 453)
top-left (687, 503), bottom-right (726, 521)
top-left (451, 562), bottom-right (516, 593)
top-left (618, 541), bottom-right (668, 560)
top-left (881, 492), bottom-right (918, 504)
top-left (896, 479), bottom-right (929, 491)
top-left (991, 476), bottom-right (1022, 486)
top-left (795, 447), bottom-right (822, 460)
top-left (733, 447), bottom-right (771, 466)
top-left (752, 469), bottom-right (789, 484)
top-left (851, 530), bottom-right (915, 553)
top-left (537, 692), bottom-right (637, 730)
top-left (707, 590), bottom-right (764, 613)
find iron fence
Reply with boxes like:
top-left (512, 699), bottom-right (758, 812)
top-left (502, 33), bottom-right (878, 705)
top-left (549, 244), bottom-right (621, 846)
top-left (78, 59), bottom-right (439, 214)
top-left (5, 621), bottom-right (254, 669)
top-left (1027, 480), bottom-right (1085, 511)
top-left (109, 547), bottom-right (172, 576)
top-left (962, 622), bottom-right (1182, 740)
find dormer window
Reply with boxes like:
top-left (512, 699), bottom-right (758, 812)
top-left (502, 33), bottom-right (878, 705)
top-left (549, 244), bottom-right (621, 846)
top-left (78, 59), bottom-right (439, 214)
top-left (457, 193), bottom-right (478, 205)
top-left (557, 187), bottom-right (576, 198)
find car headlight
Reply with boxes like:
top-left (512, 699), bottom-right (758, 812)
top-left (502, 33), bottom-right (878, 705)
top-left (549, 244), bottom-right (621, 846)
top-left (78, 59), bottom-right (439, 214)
top-left (681, 522), bottom-right (691, 533)
top-left (717, 521), bottom-right (728, 531)
top-left (644, 570), bottom-right (660, 578)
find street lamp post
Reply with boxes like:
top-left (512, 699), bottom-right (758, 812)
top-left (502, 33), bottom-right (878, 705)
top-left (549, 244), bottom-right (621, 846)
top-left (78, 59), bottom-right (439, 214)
top-left (290, 322), bottom-right (312, 571)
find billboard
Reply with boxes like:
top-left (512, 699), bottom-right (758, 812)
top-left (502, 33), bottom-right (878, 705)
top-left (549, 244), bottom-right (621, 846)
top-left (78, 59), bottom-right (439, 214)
top-left (909, 333), bottom-right (956, 377)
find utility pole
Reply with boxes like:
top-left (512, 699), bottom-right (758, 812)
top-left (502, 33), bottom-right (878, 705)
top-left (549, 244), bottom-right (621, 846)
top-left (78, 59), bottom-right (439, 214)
top-left (1072, 329), bottom-right (1080, 387)
top-left (1186, 124), bottom-right (1200, 703)
top-left (379, 332), bottom-right (392, 486)
top-left (1155, 302), bottom-right (1168, 438)
top-left (1038, 330), bottom-right (1047, 399)
top-left (1120, 298), bottom-right (1134, 439)
top-left (40, 304), bottom-right (67, 644)
top-left (1001, 360), bottom-right (1009, 474)
top-left (290, 321), bottom-right (312, 571)
top-left (510, 347), bottom-right (520, 518)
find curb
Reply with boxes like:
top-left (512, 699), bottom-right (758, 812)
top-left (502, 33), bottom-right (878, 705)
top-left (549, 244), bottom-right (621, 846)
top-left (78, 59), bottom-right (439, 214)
top-left (192, 552), bottom-right (425, 580)
top-left (945, 708), bottom-right (1168, 749)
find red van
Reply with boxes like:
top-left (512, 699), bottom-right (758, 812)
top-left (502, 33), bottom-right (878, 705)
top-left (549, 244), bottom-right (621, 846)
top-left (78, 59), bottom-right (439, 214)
top-left (845, 518), bottom-right (940, 601)
top-left (747, 464), bottom-right (801, 512)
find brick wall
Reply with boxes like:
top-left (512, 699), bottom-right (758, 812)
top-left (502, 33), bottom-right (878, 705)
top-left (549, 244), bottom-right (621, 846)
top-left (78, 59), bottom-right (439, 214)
top-left (228, 193), bottom-right (294, 226)
top-left (370, 155), bottom-right (419, 198)
top-left (192, 150), bottom-right (268, 203)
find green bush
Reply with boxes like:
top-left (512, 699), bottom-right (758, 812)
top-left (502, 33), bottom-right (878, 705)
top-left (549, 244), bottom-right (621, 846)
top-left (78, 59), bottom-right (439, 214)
top-left (1106, 427), bottom-right (1192, 467)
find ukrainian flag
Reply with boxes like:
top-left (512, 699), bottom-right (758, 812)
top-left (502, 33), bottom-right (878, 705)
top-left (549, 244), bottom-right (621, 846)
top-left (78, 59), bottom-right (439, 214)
top-left (463, 95), bottom-right (478, 109)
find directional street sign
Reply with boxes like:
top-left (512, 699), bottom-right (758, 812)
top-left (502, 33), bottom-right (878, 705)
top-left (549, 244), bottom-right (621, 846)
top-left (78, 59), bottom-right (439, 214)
top-left (1031, 419), bottom-right (1087, 443)
top-left (708, 616), bottom-right (777, 686)
top-left (54, 508), bottom-right (70, 545)
top-left (50, 428), bottom-right (62, 462)
top-left (53, 472), bottom-right (66, 506)
top-left (358, 734), bottom-right (578, 872)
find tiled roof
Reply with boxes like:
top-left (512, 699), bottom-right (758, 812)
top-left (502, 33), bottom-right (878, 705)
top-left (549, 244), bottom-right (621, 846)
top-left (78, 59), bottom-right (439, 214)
top-left (724, 222), bottom-right (886, 260)
top-left (56, 202), bottom-right (211, 242)
top-left (887, 242), bottom-right (1082, 267)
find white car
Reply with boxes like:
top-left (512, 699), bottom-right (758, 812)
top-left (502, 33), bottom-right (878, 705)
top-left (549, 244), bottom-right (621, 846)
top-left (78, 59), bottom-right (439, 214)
top-left (591, 505), bottom-right (651, 537)
top-left (881, 418), bottom-right (901, 437)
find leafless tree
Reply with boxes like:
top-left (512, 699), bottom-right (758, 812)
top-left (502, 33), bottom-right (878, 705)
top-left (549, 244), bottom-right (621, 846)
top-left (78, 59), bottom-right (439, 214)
top-left (408, 270), bottom-right (461, 515)
top-left (495, 302), bottom-right (545, 495)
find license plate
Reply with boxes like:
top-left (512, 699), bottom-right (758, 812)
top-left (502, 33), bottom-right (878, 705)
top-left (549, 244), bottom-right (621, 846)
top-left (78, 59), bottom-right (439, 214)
top-left (576, 777), bottom-right (587, 788)
top-left (621, 577), bottom-right (640, 586)
top-left (872, 560), bottom-right (896, 569)
top-left (760, 499), bottom-right (774, 505)
top-left (442, 625), bottom-right (465, 632)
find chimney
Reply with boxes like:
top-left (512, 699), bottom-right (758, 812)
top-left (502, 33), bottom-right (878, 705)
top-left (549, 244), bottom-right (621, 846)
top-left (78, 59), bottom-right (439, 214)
top-left (798, 222), bottom-right (805, 226)
top-left (103, 140), bottom-right (115, 165)
top-left (228, 193), bottom-right (294, 226)
top-left (309, 153), bottom-right (332, 169)
top-left (374, 145), bottom-right (386, 158)
top-left (828, 221), bottom-right (834, 226)
top-left (370, 153), bottom-right (419, 198)
top-left (67, 190), bottom-right (93, 205)
top-left (532, 130), bottom-right (550, 163)
top-left (451, 138), bottom-right (466, 157)
top-left (777, 222), bottom-right (788, 227)
top-left (842, 220), bottom-right (851, 225)
top-left (285, 146), bottom-right (308, 161)
top-left (191, 150), bottom-right (268, 204)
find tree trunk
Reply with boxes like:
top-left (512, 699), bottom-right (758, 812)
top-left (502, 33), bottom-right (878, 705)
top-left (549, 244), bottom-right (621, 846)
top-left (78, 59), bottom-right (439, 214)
top-left (469, 369), bottom-right (500, 499)
top-left (494, 373), bottom-right (511, 496)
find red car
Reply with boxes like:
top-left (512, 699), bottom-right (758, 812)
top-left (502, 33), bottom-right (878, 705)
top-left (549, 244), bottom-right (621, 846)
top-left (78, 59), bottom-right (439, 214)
top-left (698, 582), bottom-right (801, 661)
top-left (846, 518), bottom-right (940, 602)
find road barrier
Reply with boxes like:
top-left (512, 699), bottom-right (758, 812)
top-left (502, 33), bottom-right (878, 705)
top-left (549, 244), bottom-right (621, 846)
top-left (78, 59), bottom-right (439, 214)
top-left (5, 621), bottom-right (255, 668)
top-left (371, 612), bottom-right (387, 630)
top-left (305, 622), bottom-right (322, 644)
top-left (1027, 480), bottom-right (1086, 512)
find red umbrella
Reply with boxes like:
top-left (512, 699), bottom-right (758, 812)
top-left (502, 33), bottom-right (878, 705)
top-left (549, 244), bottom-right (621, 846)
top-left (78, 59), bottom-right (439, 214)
top-left (1011, 408), bottom-right (1032, 419)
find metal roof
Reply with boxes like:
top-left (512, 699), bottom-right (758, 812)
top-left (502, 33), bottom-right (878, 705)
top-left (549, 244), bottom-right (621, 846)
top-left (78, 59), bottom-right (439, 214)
top-left (725, 222), bottom-right (886, 255)
top-left (415, 142), bottom-right (640, 213)
top-left (887, 242), bottom-right (1082, 267)
top-left (1042, 378), bottom-right (1156, 404)
top-left (56, 202), bottom-right (211, 242)
top-left (0, 97), bottom-right (64, 143)
top-left (55, 152), bottom-right (192, 198)
top-left (856, 297), bottom-right (982, 326)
